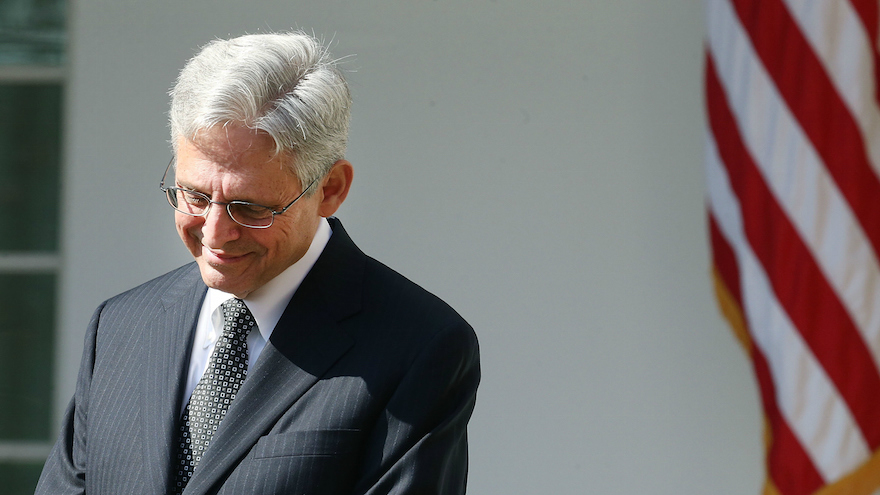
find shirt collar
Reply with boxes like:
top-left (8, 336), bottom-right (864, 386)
top-left (204, 217), bottom-right (333, 340)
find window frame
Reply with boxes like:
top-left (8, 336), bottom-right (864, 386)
top-left (0, 65), bottom-right (66, 466)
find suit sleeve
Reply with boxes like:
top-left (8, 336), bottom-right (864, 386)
top-left (34, 303), bottom-right (104, 495)
top-left (353, 321), bottom-right (481, 495)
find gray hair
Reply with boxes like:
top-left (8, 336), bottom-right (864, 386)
top-left (169, 32), bottom-right (351, 191)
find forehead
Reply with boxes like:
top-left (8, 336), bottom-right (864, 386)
top-left (174, 127), bottom-right (298, 197)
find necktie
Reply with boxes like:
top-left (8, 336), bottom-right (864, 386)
top-left (172, 298), bottom-right (255, 493)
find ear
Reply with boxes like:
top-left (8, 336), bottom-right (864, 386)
top-left (317, 159), bottom-right (353, 217)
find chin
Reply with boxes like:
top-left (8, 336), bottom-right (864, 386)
top-left (197, 264), bottom-right (246, 295)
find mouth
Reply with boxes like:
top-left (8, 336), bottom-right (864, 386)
top-left (201, 246), bottom-right (249, 265)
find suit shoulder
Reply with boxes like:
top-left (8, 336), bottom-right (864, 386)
top-left (360, 255), bottom-right (474, 338)
top-left (335, 254), bottom-right (480, 400)
top-left (102, 262), bottom-right (202, 310)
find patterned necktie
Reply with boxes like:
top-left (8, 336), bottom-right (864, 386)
top-left (172, 298), bottom-right (255, 494)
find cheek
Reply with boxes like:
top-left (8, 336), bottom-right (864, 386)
top-left (255, 223), bottom-right (299, 258)
top-left (175, 214), bottom-right (202, 240)
top-left (279, 218), bottom-right (318, 257)
top-left (249, 230), bottom-right (283, 254)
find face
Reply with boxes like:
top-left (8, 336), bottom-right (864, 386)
top-left (173, 126), bottom-right (322, 298)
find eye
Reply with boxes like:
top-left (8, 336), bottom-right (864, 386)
top-left (182, 190), bottom-right (210, 207)
top-left (231, 202), bottom-right (273, 219)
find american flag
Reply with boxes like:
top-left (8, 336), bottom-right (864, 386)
top-left (705, 0), bottom-right (880, 493)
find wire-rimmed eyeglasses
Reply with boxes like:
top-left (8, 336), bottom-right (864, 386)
top-left (159, 158), bottom-right (317, 229)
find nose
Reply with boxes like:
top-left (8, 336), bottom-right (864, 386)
top-left (200, 204), bottom-right (241, 247)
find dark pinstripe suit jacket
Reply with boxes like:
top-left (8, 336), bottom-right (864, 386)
top-left (36, 218), bottom-right (480, 494)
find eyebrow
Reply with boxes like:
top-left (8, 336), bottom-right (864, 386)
top-left (173, 181), bottom-right (281, 209)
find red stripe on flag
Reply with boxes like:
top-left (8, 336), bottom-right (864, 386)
top-left (731, 0), bottom-right (880, 261)
top-left (753, 345), bottom-right (825, 495)
top-left (706, 55), bottom-right (880, 449)
top-left (709, 213), bottom-right (743, 310)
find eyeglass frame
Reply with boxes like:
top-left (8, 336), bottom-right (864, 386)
top-left (159, 158), bottom-right (318, 229)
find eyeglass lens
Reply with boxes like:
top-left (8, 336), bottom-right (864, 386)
top-left (165, 188), bottom-right (275, 228)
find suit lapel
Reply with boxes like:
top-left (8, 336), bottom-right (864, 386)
top-left (140, 264), bottom-right (206, 493)
top-left (184, 306), bottom-right (354, 494)
top-left (184, 218), bottom-right (365, 494)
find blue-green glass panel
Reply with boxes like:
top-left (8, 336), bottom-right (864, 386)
top-left (0, 0), bottom-right (66, 65)
top-left (0, 462), bottom-right (44, 494)
top-left (0, 273), bottom-right (55, 440)
top-left (0, 83), bottom-right (62, 251)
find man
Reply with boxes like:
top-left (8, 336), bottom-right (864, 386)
top-left (36, 32), bottom-right (480, 495)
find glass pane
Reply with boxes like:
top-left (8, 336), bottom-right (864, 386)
top-left (0, 84), bottom-right (62, 251)
top-left (0, 462), bottom-right (44, 494)
top-left (0, 274), bottom-right (55, 440)
top-left (0, 0), bottom-right (66, 65)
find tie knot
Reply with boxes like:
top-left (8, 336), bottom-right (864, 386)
top-left (221, 298), bottom-right (256, 337)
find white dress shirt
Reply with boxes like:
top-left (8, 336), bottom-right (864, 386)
top-left (181, 218), bottom-right (332, 411)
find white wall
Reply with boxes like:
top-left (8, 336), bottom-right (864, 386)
top-left (57, 1), bottom-right (763, 493)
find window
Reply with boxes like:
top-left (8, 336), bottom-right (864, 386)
top-left (0, 0), bottom-right (66, 492)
